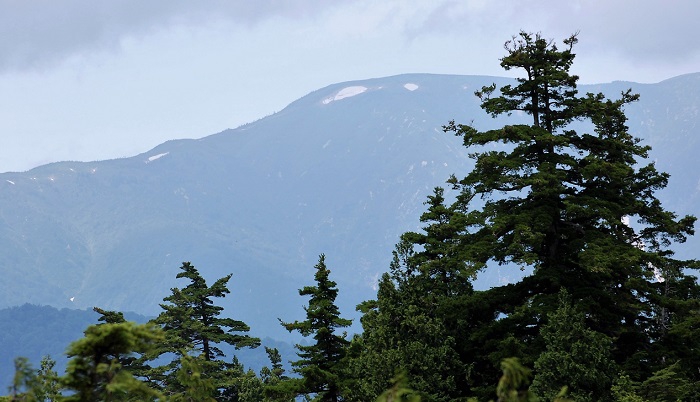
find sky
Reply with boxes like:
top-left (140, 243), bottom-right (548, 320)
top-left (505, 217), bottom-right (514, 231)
top-left (1, 0), bottom-right (698, 173)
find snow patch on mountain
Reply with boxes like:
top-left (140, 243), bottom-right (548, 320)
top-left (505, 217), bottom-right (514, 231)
top-left (5, 180), bottom-right (14, 185)
top-left (404, 83), bottom-right (419, 91)
top-left (147, 152), bottom-right (169, 163)
top-left (322, 86), bottom-right (367, 104)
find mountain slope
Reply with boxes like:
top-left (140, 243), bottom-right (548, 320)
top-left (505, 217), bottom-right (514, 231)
top-left (1, 73), bottom-right (698, 338)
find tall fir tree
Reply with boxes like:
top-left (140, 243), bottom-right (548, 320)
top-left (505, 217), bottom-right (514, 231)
top-left (355, 31), bottom-right (700, 400)
top-left (279, 254), bottom-right (352, 402)
top-left (446, 31), bottom-right (699, 391)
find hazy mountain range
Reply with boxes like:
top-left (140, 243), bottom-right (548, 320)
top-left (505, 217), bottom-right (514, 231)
top-left (1, 73), bottom-right (699, 343)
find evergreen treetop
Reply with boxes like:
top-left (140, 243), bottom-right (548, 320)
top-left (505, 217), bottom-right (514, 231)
top-left (280, 254), bottom-right (352, 402)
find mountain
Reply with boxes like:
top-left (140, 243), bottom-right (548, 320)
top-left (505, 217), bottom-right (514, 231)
top-left (1, 73), bottom-right (699, 340)
top-left (0, 304), bottom-right (296, 385)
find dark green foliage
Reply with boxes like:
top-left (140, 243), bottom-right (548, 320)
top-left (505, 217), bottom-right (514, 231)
top-left (530, 291), bottom-right (616, 402)
top-left (217, 356), bottom-right (266, 402)
top-left (636, 361), bottom-right (700, 402)
top-left (144, 262), bottom-right (260, 398)
top-left (4, 357), bottom-right (37, 401)
top-left (261, 347), bottom-right (293, 401)
top-left (610, 374), bottom-right (644, 402)
top-left (494, 358), bottom-right (538, 402)
top-left (154, 262), bottom-right (260, 361)
top-left (280, 254), bottom-right (352, 402)
top-left (169, 354), bottom-right (217, 402)
top-left (33, 356), bottom-right (61, 402)
top-left (376, 371), bottom-right (421, 402)
top-left (347, 188), bottom-right (472, 402)
top-left (94, 307), bottom-right (127, 324)
top-left (348, 272), bottom-right (463, 402)
top-left (444, 31), bottom-right (698, 397)
top-left (350, 31), bottom-right (700, 401)
top-left (61, 321), bottom-right (164, 402)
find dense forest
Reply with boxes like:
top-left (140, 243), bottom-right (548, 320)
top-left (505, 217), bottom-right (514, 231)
top-left (3, 32), bottom-right (699, 401)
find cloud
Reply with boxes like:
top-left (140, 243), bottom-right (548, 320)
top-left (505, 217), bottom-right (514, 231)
top-left (7, 0), bottom-right (696, 77)
top-left (0, 0), bottom-right (357, 72)
top-left (540, 0), bottom-right (700, 63)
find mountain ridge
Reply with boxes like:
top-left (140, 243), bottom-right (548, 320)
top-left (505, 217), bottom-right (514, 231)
top-left (1, 73), bottom-right (698, 339)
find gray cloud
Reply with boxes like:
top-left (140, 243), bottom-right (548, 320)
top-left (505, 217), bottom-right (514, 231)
top-left (1, 0), bottom-right (697, 78)
top-left (541, 0), bottom-right (700, 64)
top-left (0, 0), bottom-right (355, 71)
top-left (400, 0), bottom-right (700, 71)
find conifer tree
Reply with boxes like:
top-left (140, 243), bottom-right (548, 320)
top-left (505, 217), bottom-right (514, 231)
top-left (0, 356), bottom-right (61, 401)
top-left (279, 254), bottom-right (351, 402)
top-left (441, 31), bottom-right (699, 390)
top-left (35, 356), bottom-right (61, 402)
top-left (61, 322), bottom-right (164, 402)
top-left (347, 189), bottom-right (473, 401)
top-left (4, 357), bottom-right (38, 401)
top-left (169, 354), bottom-right (217, 402)
top-left (375, 372), bottom-right (421, 402)
top-left (144, 262), bottom-right (260, 398)
top-left (93, 306), bottom-right (126, 324)
top-left (357, 31), bottom-right (700, 400)
top-left (530, 291), bottom-right (616, 402)
top-left (261, 347), bottom-right (293, 402)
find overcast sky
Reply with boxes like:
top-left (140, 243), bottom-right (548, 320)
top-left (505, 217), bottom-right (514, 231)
top-left (1, 0), bottom-right (698, 173)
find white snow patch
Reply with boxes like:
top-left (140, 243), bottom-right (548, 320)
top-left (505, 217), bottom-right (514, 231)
top-left (421, 161), bottom-right (428, 167)
top-left (322, 140), bottom-right (332, 149)
top-left (404, 83), bottom-right (419, 91)
top-left (69, 297), bottom-right (75, 302)
top-left (147, 152), bottom-right (169, 162)
top-left (6, 180), bottom-right (14, 185)
top-left (322, 86), bottom-right (367, 104)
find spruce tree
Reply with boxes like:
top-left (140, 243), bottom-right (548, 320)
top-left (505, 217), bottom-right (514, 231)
top-left (279, 254), bottom-right (352, 402)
